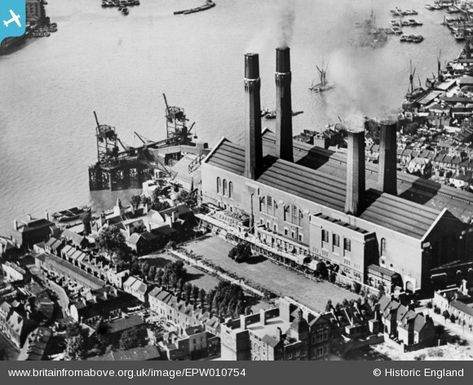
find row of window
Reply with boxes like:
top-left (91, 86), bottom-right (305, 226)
top-left (260, 218), bottom-right (303, 242)
top-left (259, 196), bottom-right (303, 226)
top-left (321, 229), bottom-right (352, 252)
top-left (216, 177), bottom-right (233, 198)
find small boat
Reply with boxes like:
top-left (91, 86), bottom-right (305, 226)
top-left (309, 63), bottom-right (334, 93)
top-left (401, 20), bottom-right (411, 27)
top-left (408, 19), bottom-right (423, 26)
top-left (391, 20), bottom-right (401, 27)
top-left (411, 34), bottom-right (424, 43)
top-left (425, 4), bottom-right (435, 10)
top-left (400, 34), bottom-right (411, 42)
top-left (392, 26), bottom-right (403, 34)
top-left (454, 31), bottom-right (465, 41)
top-left (121, 7), bottom-right (129, 15)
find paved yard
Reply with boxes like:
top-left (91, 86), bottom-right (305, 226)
top-left (141, 252), bottom-right (221, 292)
top-left (182, 236), bottom-right (359, 313)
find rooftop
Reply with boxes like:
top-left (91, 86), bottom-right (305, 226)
top-left (205, 138), bottom-right (445, 239)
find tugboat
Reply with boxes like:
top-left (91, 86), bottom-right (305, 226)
top-left (309, 63), bottom-right (334, 93)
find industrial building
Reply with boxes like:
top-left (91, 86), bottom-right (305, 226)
top-left (200, 47), bottom-right (473, 293)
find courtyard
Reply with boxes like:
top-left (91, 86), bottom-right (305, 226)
top-left (181, 235), bottom-right (360, 313)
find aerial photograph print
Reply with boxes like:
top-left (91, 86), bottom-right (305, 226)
top-left (1, 0), bottom-right (473, 365)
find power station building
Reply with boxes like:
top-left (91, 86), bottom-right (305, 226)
top-left (199, 48), bottom-right (473, 293)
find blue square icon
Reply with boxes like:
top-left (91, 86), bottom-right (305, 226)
top-left (0, 0), bottom-right (26, 44)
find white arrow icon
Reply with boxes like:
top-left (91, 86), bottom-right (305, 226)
top-left (3, 9), bottom-right (22, 28)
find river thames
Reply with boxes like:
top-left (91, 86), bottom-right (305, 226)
top-left (0, 0), bottom-right (462, 234)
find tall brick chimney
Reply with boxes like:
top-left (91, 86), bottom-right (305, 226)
top-left (378, 120), bottom-right (398, 195)
top-left (275, 47), bottom-right (293, 162)
top-left (244, 53), bottom-right (263, 180)
top-left (345, 130), bottom-right (366, 216)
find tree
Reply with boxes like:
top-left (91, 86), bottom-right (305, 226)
top-left (97, 225), bottom-right (126, 252)
top-left (64, 335), bottom-right (87, 360)
top-left (140, 262), bottom-right (150, 277)
top-left (352, 282), bottom-right (362, 294)
top-left (325, 300), bottom-right (333, 313)
top-left (228, 241), bottom-right (252, 263)
top-left (450, 314), bottom-right (456, 324)
top-left (184, 283), bottom-right (193, 300)
top-left (199, 288), bottom-right (206, 306)
top-left (192, 285), bottom-right (200, 302)
top-left (148, 266), bottom-right (156, 281)
top-left (130, 195), bottom-right (141, 210)
top-left (97, 225), bottom-right (131, 268)
top-left (443, 310), bottom-right (450, 322)
top-left (65, 322), bottom-right (81, 338)
top-left (119, 328), bottom-right (144, 351)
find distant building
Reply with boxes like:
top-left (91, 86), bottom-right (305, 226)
top-left (1, 262), bottom-right (30, 283)
top-left (17, 327), bottom-right (52, 361)
top-left (94, 315), bottom-right (147, 348)
top-left (148, 287), bottom-right (220, 335)
top-left (123, 276), bottom-right (148, 303)
top-left (433, 281), bottom-right (473, 333)
top-left (378, 296), bottom-right (436, 350)
top-left (12, 215), bottom-right (58, 249)
top-left (220, 300), bottom-right (330, 361)
top-left (69, 287), bottom-right (137, 325)
top-left (26, 0), bottom-right (46, 24)
top-left (160, 325), bottom-right (220, 360)
top-left (0, 301), bottom-right (37, 348)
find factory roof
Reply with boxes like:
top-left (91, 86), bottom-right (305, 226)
top-left (260, 131), bottom-right (473, 223)
top-left (205, 138), bottom-right (445, 239)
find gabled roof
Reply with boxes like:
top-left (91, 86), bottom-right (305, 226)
top-left (262, 334), bottom-right (281, 348)
top-left (451, 299), bottom-right (473, 316)
top-left (62, 229), bottom-right (86, 247)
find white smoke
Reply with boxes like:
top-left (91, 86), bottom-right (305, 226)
top-left (276, 0), bottom-right (296, 48)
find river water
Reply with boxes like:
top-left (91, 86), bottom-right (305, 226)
top-left (0, 0), bottom-right (462, 234)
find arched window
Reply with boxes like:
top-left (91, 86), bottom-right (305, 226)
top-left (380, 238), bottom-right (386, 256)
top-left (284, 205), bottom-right (290, 222)
top-left (228, 182), bottom-right (233, 198)
top-left (222, 179), bottom-right (227, 196)
top-left (216, 177), bottom-right (221, 194)
top-left (291, 205), bottom-right (298, 224)
top-left (259, 197), bottom-right (264, 211)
